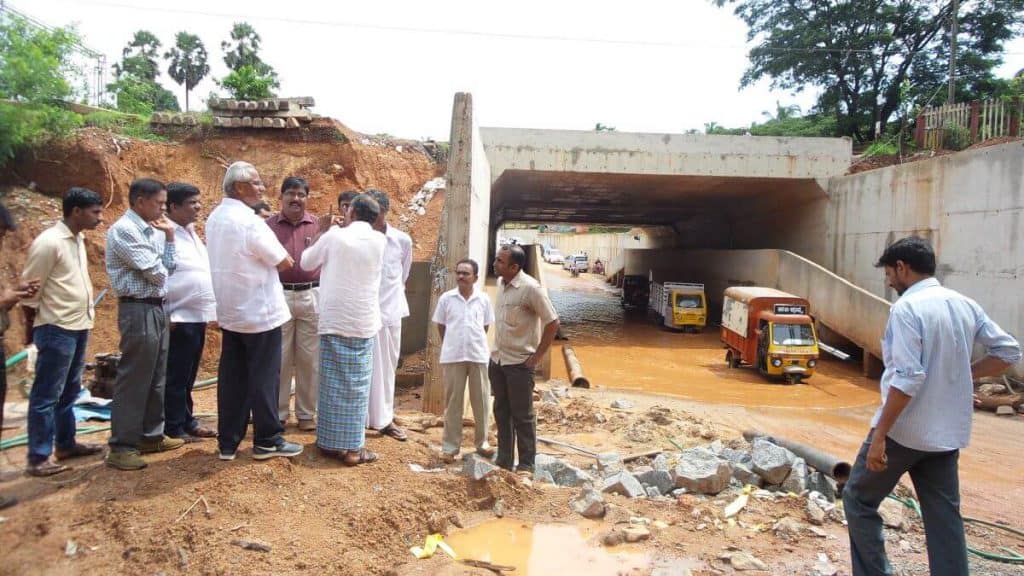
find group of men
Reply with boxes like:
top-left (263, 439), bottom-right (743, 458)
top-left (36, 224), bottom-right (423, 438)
top-left (0, 160), bottom-right (422, 479)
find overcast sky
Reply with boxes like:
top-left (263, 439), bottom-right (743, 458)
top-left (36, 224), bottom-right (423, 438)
top-left (12, 0), bottom-right (1024, 140)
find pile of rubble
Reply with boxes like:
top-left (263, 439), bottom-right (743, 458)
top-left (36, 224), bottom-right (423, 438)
top-left (400, 177), bottom-right (445, 220)
top-left (974, 377), bottom-right (1023, 416)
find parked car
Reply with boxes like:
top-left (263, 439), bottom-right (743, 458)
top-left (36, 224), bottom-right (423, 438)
top-left (544, 248), bottom-right (564, 264)
top-left (562, 254), bottom-right (589, 273)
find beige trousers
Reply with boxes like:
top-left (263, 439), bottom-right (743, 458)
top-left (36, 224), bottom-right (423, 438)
top-left (441, 361), bottom-right (491, 455)
top-left (279, 287), bottom-right (320, 422)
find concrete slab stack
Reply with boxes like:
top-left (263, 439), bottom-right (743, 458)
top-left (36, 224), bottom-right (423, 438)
top-left (150, 97), bottom-right (317, 129)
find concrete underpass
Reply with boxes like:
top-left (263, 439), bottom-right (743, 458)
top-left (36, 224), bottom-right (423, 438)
top-left (422, 92), bottom-right (1024, 414)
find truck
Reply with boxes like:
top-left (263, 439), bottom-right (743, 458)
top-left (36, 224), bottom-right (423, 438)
top-left (648, 272), bottom-right (707, 331)
top-left (620, 274), bottom-right (649, 310)
top-left (720, 286), bottom-right (819, 384)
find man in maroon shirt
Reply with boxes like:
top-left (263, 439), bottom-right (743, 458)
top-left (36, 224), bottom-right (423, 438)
top-left (266, 177), bottom-right (330, 431)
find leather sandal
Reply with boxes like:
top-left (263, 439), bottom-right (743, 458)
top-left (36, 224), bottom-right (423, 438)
top-left (343, 448), bottom-right (379, 466)
top-left (187, 425), bottom-right (218, 439)
top-left (26, 460), bottom-right (70, 477)
top-left (54, 442), bottom-right (104, 461)
top-left (379, 423), bottom-right (407, 442)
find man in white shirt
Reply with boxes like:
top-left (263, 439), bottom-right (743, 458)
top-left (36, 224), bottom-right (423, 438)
top-left (206, 161), bottom-right (303, 461)
top-left (162, 183), bottom-right (217, 441)
top-left (300, 194), bottom-right (386, 465)
top-left (433, 258), bottom-right (495, 462)
top-left (364, 189), bottom-right (412, 441)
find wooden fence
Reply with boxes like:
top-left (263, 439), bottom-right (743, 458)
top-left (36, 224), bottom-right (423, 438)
top-left (915, 97), bottom-right (1022, 150)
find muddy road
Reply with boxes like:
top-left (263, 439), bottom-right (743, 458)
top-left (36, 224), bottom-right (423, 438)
top-left (541, 263), bottom-right (1024, 524)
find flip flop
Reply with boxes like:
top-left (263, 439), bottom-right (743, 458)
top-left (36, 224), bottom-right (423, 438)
top-left (343, 448), bottom-right (379, 467)
top-left (380, 423), bottom-right (408, 442)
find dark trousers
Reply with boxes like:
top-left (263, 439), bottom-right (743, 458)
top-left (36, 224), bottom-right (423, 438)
top-left (843, 432), bottom-right (968, 576)
top-left (488, 361), bottom-right (536, 472)
top-left (164, 322), bottom-right (207, 437)
top-left (109, 302), bottom-right (169, 452)
top-left (217, 327), bottom-right (284, 453)
top-left (28, 325), bottom-right (89, 464)
top-left (1, 345), bottom-right (7, 447)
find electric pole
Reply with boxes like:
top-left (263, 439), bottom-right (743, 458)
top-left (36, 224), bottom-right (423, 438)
top-left (948, 0), bottom-right (959, 103)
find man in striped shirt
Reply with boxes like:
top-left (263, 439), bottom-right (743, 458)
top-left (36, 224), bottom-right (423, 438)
top-left (844, 236), bottom-right (1021, 576)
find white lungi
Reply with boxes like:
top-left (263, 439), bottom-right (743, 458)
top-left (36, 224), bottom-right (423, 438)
top-left (367, 323), bottom-right (401, 428)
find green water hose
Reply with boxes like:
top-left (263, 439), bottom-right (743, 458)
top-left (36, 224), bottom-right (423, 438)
top-left (0, 412), bottom-right (218, 450)
top-left (886, 495), bottom-right (1024, 564)
top-left (5, 348), bottom-right (28, 369)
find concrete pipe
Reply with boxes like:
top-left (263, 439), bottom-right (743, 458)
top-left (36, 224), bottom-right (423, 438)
top-left (562, 345), bottom-right (590, 389)
top-left (743, 429), bottom-right (852, 483)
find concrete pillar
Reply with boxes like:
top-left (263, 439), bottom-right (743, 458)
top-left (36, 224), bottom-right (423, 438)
top-left (862, 349), bottom-right (883, 379)
top-left (423, 93), bottom-right (475, 414)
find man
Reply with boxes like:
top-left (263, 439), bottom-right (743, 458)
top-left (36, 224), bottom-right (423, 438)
top-left (491, 244), bottom-right (559, 477)
top-left (365, 189), bottom-right (412, 441)
top-left (267, 177), bottom-right (328, 431)
top-left (20, 188), bottom-right (104, 476)
top-left (207, 161), bottom-right (303, 461)
top-left (163, 183), bottom-right (217, 441)
top-left (844, 236), bottom-right (1021, 576)
top-left (105, 178), bottom-right (182, 470)
top-left (1, 201), bottom-right (40, 504)
top-left (433, 258), bottom-right (495, 463)
top-left (337, 190), bottom-right (357, 226)
top-left (300, 194), bottom-right (386, 465)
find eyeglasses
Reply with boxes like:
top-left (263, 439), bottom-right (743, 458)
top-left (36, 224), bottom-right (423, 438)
top-left (248, 179), bottom-right (266, 188)
top-left (283, 190), bottom-right (308, 199)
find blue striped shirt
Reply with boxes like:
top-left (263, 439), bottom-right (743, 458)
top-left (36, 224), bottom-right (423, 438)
top-left (874, 277), bottom-right (1021, 451)
top-left (105, 209), bottom-right (176, 298)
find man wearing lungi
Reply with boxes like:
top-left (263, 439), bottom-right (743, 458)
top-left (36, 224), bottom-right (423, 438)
top-left (364, 189), bottom-right (412, 442)
top-left (301, 194), bottom-right (386, 465)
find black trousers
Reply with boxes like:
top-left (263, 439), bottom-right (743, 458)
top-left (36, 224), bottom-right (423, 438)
top-left (489, 361), bottom-right (536, 471)
top-left (217, 327), bottom-right (284, 453)
top-left (0, 345), bottom-right (6, 445)
top-left (164, 322), bottom-right (206, 437)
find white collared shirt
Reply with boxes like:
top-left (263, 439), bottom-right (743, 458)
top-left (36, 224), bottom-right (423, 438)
top-left (379, 224), bottom-right (412, 327)
top-left (164, 222), bottom-right (217, 323)
top-left (433, 287), bottom-right (495, 364)
top-left (206, 197), bottom-right (291, 333)
top-left (300, 220), bottom-right (386, 339)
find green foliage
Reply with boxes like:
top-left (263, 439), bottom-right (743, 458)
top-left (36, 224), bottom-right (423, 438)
top-left (165, 32), bottom-right (210, 111)
top-left (113, 30), bottom-right (162, 81)
top-left (862, 140), bottom-right (899, 157)
top-left (107, 75), bottom-right (180, 114)
top-left (217, 64), bottom-right (278, 100)
top-left (595, 123), bottom-right (616, 132)
top-left (703, 104), bottom-right (837, 137)
top-left (712, 0), bottom-right (1024, 142)
top-left (0, 13), bottom-right (84, 162)
top-left (943, 123), bottom-right (972, 151)
top-left (220, 22), bottom-right (279, 82)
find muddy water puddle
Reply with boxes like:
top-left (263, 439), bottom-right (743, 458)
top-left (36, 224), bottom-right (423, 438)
top-left (542, 265), bottom-right (878, 409)
top-left (444, 518), bottom-right (650, 575)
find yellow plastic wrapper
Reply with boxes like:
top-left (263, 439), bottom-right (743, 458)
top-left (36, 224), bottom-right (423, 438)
top-left (410, 534), bottom-right (457, 559)
top-left (724, 485), bottom-right (754, 518)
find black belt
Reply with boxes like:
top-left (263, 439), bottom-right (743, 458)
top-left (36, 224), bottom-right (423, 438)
top-left (118, 296), bottom-right (165, 306)
top-left (282, 281), bottom-right (319, 291)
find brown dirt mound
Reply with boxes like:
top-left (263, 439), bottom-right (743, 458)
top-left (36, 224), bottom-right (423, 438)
top-left (0, 122), bottom-right (444, 375)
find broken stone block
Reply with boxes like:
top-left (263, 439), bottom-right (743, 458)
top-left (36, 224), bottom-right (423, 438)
top-left (622, 525), bottom-right (650, 543)
top-left (806, 498), bottom-right (827, 525)
top-left (597, 452), bottom-right (622, 474)
top-left (610, 399), bottom-right (633, 410)
top-left (751, 437), bottom-right (795, 485)
top-left (720, 447), bottom-right (753, 466)
top-left (535, 469), bottom-right (555, 485)
top-left (462, 453), bottom-right (498, 480)
top-left (708, 440), bottom-right (724, 455)
top-left (601, 471), bottom-right (646, 498)
top-left (171, 115), bottom-right (184, 125)
top-left (183, 116), bottom-right (198, 126)
top-left (732, 463), bottom-right (763, 488)
top-left (877, 497), bottom-right (906, 530)
top-left (671, 449), bottom-right (733, 495)
top-left (286, 117), bottom-right (300, 129)
top-left (781, 457), bottom-right (809, 493)
top-left (272, 118), bottom-right (286, 129)
top-left (807, 471), bottom-right (837, 502)
top-left (535, 454), bottom-right (592, 487)
top-left (636, 468), bottom-right (674, 495)
top-left (540, 390), bottom-right (559, 404)
top-left (721, 551), bottom-right (768, 571)
top-left (241, 117), bottom-right (253, 128)
top-left (593, 412), bottom-right (608, 424)
top-left (570, 487), bottom-right (606, 519)
top-left (995, 405), bottom-right (1015, 416)
top-left (652, 453), bottom-right (671, 472)
top-left (645, 486), bottom-right (661, 498)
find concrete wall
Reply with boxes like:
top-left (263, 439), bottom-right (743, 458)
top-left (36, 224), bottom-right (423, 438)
top-left (480, 128), bottom-right (852, 180)
top-left (522, 244), bottom-right (553, 379)
top-left (824, 141), bottom-right (1023, 373)
top-left (529, 228), bottom-right (680, 267)
top-left (400, 262), bottom-right (431, 355)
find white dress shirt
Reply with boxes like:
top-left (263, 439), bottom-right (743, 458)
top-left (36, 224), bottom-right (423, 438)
top-left (206, 197), bottom-right (291, 333)
top-left (301, 220), bottom-right (386, 339)
top-left (433, 288), bottom-right (495, 364)
top-left (379, 224), bottom-right (412, 327)
top-left (163, 222), bottom-right (217, 323)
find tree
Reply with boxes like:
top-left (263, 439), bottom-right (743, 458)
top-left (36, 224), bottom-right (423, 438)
top-left (218, 64), bottom-right (278, 100)
top-left (712, 0), bottom-right (1024, 142)
top-left (594, 122), bottom-right (617, 132)
top-left (0, 12), bottom-right (83, 161)
top-left (165, 32), bottom-right (209, 111)
top-left (113, 30), bottom-right (162, 81)
top-left (109, 30), bottom-right (179, 113)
